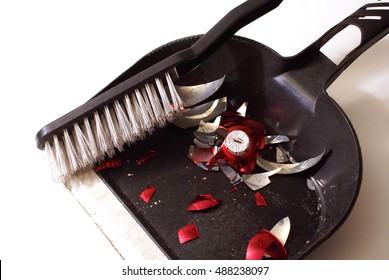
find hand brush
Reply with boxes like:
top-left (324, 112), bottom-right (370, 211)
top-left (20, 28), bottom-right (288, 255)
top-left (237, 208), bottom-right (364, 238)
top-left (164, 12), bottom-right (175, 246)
top-left (35, 0), bottom-right (283, 182)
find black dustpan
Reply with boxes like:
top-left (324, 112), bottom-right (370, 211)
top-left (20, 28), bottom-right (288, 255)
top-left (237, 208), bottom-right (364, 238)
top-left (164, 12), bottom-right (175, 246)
top-left (93, 3), bottom-right (389, 259)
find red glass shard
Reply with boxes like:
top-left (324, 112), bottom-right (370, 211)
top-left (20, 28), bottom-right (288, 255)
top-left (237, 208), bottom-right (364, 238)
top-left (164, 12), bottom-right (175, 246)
top-left (186, 194), bottom-right (221, 211)
top-left (136, 150), bottom-right (158, 166)
top-left (255, 191), bottom-right (267, 206)
top-left (245, 229), bottom-right (287, 260)
top-left (228, 186), bottom-right (238, 193)
top-left (139, 186), bottom-right (156, 203)
top-left (95, 158), bottom-right (122, 172)
top-left (178, 223), bottom-right (200, 244)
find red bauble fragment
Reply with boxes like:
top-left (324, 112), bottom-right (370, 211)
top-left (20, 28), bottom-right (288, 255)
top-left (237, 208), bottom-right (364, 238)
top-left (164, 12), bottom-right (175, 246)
top-left (255, 191), bottom-right (267, 206)
top-left (245, 229), bottom-right (287, 260)
top-left (228, 186), bottom-right (238, 193)
top-left (139, 186), bottom-right (156, 203)
top-left (178, 223), bottom-right (200, 244)
top-left (207, 113), bottom-right (265, 174)
top-left (95, 158), bottom-right (122, 172)
top-left (136, 150), bottom-right (158, 166)
top-left (186, 194), bottom-right (221, 211)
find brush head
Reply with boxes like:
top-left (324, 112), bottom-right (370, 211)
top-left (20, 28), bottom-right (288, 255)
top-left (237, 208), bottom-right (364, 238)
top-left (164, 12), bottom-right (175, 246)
top-left (40, 73), bottom-right (184, 182)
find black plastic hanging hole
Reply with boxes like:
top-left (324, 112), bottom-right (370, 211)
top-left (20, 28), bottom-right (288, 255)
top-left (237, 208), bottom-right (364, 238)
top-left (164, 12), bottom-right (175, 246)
top-left (320, 25), bottom-right (361, 65)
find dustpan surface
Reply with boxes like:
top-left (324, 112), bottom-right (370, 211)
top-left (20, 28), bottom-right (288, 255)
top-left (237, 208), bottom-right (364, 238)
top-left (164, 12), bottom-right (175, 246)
top-left (96, 35), bottom-right (361, 259)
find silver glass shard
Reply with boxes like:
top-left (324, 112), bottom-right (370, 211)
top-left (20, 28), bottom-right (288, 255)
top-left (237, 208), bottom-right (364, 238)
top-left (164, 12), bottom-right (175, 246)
top-left (241, 168), bottom-right (281, 191)
top-left (264, 135), bottom-right (290, 145)
top-left (256, 149), bottom-right (326, 174)
top-left (173, 97), bottom-right (227, 128)
top-left (175, 75), bottom-right (226, 107)
top-left (218, 160), bottom-right (241, 185)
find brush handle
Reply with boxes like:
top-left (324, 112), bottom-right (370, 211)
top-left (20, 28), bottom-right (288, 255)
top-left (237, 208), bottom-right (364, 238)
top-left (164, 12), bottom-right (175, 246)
top-left (175, 0), bottom-right (283, 75)
top-left (36, 0), bottom-right (282, 149)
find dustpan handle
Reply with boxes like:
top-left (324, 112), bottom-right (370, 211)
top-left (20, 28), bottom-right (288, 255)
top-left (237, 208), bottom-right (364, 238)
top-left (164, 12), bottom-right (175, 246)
top-left (307, 3), bottom-right (389, 88)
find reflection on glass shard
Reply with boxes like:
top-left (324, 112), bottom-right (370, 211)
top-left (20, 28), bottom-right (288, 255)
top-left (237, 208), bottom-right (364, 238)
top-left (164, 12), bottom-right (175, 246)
top-left (193, 138), bottom-right (213, 148)
top-left (193, 117), bottom-right (222, 148)
top-left (193, 131), bottom-right (218, 147)
top-left (307, 177), bottom-right (324, 191)
top-left (197, 117), bottom-right (221, 133)
top-left (264, 135), bottom-right (290, 145)
top-left (196, 163), bottom-right (209, 171)
top-left (307, 178), bottom-right (316, 191)
top-left (237, 102), bottom-right (248, 117)
top-left (211, 165), bottom-right (220, 172)
top-left (270, 216), bottom-right (290, 246)
top-left (218, 160), bottom-right (241, 184)
top-left (186, 194), bottom-right (221, 211)
top-left (256, 149), bottom-right (326, 174)
top-left (241, 168), bottom-right (281, 191)
top-left (188, 145), bottom-right (215, 163)
top-left (173, 97), bottom-right (227, 128)
top-left (174, 75), bottom-right (225, 108)
top-left (178, 223), bottom-right (200, 244)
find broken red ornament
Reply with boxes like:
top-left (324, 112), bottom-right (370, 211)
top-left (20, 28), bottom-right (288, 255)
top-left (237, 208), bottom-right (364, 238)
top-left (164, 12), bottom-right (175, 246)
top-left (95, 158), bottom-right (122, 172)
top-left (186, 194), bottom-right (221, 211)
top-left (245, 229), bottom-right (287, 260)
top-left (178, 223), bottom-right (200, 244)
top-left (139, 186), bottom-right (156, 203)
top-left (207, 112), bottom-right (265, 174)
top-left (136, 150), bottom-right (158, 166)
top-left (255, 191), bottom-right (267, 206)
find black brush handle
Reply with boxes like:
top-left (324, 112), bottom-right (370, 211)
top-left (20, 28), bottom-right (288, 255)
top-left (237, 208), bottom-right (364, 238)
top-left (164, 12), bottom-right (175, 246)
top-left (175, 0), bottom-right (283, 75)
top-left (36, 0), bottom-right (283, 149)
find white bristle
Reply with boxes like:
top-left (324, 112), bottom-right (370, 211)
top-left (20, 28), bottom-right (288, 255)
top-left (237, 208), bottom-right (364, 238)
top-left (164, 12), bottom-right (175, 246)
top-left (44, 140), bottom-right (59, 180)
top-left (73, 123), bottom-right (92, 169)
top-left (124, 94), bottom-right (143, 139)
top-left (134, 88), bottom-right (154, 134)
top-left (63, 128), bottom-right (81, 174)
top-left (44, 72), bottom-right (185, 182)
top-left (155, 77), bottom-right (175, 121)
top-left (141, 88), bottom-right (157, 125)
top-left (94, 111), bottom-right (115, 158)
top-left (145, 83), bottom-right (167, 127)
top-left (113, 100), bottom-right (135, 144)
top-left (166, 72), bottom-right (185, 110)
top-left (83, 117), bottom-right (100, 161)
top-left (130, 92), bottom-right (148, 136)
top-left (53, 134), bottom-right (69, 182)
top-left (103, 105), bottom-right (124, 152)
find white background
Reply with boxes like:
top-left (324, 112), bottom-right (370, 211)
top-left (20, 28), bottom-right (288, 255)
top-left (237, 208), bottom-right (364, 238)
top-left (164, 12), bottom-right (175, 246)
top-left (1, 0), bottom-right (388, 278)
